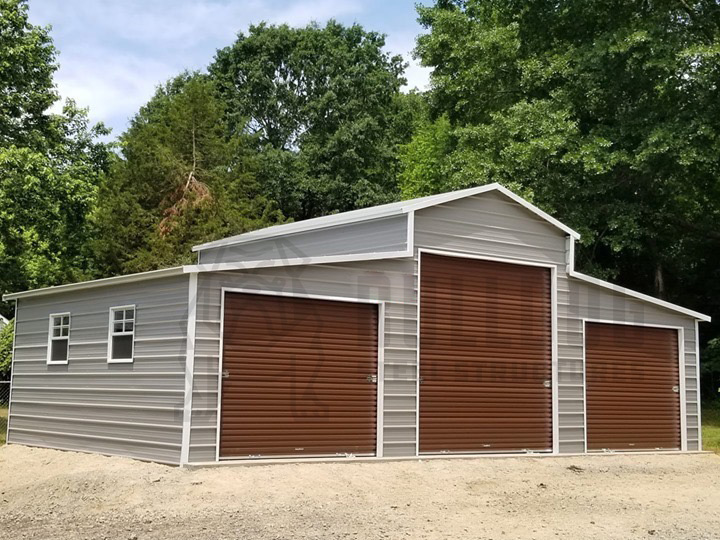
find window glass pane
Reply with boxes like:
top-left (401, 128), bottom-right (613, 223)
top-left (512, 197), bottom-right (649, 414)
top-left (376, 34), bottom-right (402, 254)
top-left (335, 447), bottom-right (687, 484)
top-left (51, 338), bottom-right (68, 362)
top-left (61, 327), bottom-right (69, 337)
top-left (124, 321), bottom-right (133, 332)
top-left (62, 316), bottom-right (69, 326)
top-left (113, 322), bottom-right (123, 333)
top-left (114, 310), bottom-right (123, 321)
top-left (112, 335), bottom-right (133, 360)
top-left (53, 328), bottom-right (61, 337)
top-left (53, 317), bottom-right (61, 327)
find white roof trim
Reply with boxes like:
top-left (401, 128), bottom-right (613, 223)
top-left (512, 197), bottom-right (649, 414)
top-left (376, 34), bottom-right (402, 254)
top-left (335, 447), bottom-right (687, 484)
top-left (569, 269), bottom-right (711, 322)
top-left (192, 183), bottom-right (581, 253)
top-left (2, 267), bottom-right (186, 301)
top-left (185, 250), bottom-right (414, 274)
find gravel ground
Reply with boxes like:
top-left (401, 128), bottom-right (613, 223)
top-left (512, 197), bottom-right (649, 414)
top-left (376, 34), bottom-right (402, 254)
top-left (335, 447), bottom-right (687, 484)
top-left (0, 445), bottom-right (719, 540)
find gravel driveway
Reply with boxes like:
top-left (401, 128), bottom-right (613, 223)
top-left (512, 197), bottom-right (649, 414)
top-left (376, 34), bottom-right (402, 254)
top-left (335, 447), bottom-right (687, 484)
top-left (0, 445), bottom-right (719, 540)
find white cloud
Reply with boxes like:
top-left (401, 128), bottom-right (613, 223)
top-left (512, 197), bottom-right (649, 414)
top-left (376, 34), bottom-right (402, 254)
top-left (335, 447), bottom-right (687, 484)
top-left (29, 0), bottom-right (425, 137)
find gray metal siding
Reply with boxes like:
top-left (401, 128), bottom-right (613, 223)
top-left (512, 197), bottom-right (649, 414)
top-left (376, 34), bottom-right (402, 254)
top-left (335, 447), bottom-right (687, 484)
top-left (414, 191), bottom-right (577, 453)
top-left (188, 259), bottom-right (416, 462)
top-left (414, 190), bottom-right (699, 454)
top-left (563, 279), bottom-right (700, 451)
top-left (8, 275), bottom-right (189, 464)
top-left (197, 215), bottom-right (408, 265)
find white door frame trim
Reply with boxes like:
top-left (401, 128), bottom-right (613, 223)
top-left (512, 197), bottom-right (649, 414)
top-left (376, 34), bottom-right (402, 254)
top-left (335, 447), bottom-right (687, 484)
top-left (582, 318), bottom-right (687, 452)
top-left (215, 287), bottom-right (385, 462)
top-left (415, 248), bottom-right (560, 456)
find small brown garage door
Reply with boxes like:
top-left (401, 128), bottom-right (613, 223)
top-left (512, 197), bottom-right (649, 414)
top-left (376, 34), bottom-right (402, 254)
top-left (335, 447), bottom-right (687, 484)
top-left (220, 292), bottom-right (378, 459)
top-left (585, 322), bottom-right (681, 451)
top-left (419, 253), bottom-right (553, 454)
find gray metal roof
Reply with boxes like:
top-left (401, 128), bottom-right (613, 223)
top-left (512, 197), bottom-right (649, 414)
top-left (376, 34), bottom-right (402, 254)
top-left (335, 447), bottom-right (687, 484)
top-left (191, 183), bottom-right (582, 252)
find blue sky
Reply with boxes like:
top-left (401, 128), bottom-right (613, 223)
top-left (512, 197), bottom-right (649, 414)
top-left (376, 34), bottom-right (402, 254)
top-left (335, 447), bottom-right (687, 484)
top-left (28, 0), bottom-right (432, 140)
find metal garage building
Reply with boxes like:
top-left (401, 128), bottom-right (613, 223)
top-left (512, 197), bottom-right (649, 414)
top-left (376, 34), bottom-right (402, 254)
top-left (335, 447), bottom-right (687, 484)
top-left (2, 184), bottom-right (710, 464)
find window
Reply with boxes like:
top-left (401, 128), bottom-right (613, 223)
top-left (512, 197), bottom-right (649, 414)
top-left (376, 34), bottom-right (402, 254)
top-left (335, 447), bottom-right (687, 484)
top-left (47, 313), bottom-right (70, 364)
top-left (108, 306), bottom-right (135, 363)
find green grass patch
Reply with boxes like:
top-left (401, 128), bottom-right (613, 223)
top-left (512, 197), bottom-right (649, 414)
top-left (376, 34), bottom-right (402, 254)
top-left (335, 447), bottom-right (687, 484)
top-left (702, 402), bottom-right (720, 453)
top-left (0, 406), bottom-right (7, 446)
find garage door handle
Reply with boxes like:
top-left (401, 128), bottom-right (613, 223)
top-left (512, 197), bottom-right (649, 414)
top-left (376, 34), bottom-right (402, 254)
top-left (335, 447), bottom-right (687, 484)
top-left (222, 370), bottom-right (229, 379)
top-left (366, 375), bottom-right (378, 384)
top-left (672, 386), bottom-right (679, 393)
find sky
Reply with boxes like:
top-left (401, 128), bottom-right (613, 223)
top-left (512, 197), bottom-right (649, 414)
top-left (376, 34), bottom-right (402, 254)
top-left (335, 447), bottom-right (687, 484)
top-left (27, 0), bottom-right (433, 140)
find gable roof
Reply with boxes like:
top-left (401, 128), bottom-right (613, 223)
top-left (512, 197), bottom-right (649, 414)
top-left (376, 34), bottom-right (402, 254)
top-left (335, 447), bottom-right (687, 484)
top-left (192, 183), bottom-right (581, 252)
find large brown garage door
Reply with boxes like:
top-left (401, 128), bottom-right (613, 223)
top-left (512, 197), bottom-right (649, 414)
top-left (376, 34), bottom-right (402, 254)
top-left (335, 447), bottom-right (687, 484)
top-left (585, 322), bottom-right (681, 451)
top-left (220, 292), bottom-right (378, 459)
top-left (419, 253), bottom-right (553, 454)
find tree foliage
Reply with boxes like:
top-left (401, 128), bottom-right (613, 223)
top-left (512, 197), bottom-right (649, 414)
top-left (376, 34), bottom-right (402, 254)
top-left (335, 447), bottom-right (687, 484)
top-left (0, 320), bottom-right (12, 378)
top-left (409, 0), bottom-right (720, 302)
top-left (210, 21), bottom-right (410, 219)
top-left (93, 74), bottom-right (285, 274)
top-left (0, 0), bottom-right (110, 317)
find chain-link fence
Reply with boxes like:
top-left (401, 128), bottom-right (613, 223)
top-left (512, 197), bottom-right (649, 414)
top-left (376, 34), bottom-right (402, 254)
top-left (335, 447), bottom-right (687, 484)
top-left (0, 381), bottom-right (9, 445)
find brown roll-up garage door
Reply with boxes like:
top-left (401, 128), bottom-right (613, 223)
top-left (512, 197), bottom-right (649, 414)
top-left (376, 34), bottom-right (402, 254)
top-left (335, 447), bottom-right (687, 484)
top-left (419, 253), bottom-right (553, 454)
top-left (585, 322), bottom-right (681, 451)
top-left (220, 292), bottom-right (378, 459)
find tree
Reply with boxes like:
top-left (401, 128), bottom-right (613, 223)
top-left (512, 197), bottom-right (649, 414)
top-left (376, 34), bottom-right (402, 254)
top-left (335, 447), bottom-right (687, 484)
top-left (410, 0), bottom-right (720, 309)
top-left (0, 320), bottom-right (12, 378)
top-left (210, 21), bottom-right (410, 219)
top-left (0, 1), bottom-right (110, 317)
top-left (93, 73), bottom-right (285, 274)
top-left (0, 0), bottom-right (56, 148)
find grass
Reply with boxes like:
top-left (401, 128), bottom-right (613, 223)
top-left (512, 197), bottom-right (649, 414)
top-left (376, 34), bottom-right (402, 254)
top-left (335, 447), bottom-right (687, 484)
top-left (0, 406), bottom-right (6, 446)
top-left (702, 402), bottom-right (720, 453)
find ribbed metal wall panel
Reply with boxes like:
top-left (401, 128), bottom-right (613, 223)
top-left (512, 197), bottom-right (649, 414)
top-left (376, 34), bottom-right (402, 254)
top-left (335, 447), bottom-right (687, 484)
top-left (585, 322), bottom-right (681, 451)
top-left (418, 253), bottom-right (553, 453)
top-left (9, 275), bottom-right (189, 463)
top-left (185, 188), bottom-right (701, 460)
top-left (198, 215), bottom-right (408, 264)
top-left (188, 259), bottom-right (416, 462)
top-left (219, 292), bottom-right (378, 458)
top-left (415, 190), bottom-right (700, 453)
top-left (564, 280), bottom-right (699, 450)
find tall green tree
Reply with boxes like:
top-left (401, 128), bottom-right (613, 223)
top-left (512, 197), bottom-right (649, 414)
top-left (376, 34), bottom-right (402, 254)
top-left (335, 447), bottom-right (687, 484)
top-left (0, 0), bottom-right (110, 317)
top-left (210, 21), bottom-right (410, 219)
top-left (408, 0), bottom-right (720, 304)
top-left (93, 73), bottom-right (284, 274)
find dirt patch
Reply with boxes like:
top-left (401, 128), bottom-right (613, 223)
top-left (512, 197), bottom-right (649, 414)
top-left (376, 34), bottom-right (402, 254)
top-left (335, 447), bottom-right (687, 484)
top-left (0, 445), bottom-right (719, 540)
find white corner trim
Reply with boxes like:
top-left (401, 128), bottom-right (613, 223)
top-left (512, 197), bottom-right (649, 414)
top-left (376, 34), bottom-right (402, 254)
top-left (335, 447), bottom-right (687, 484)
top-left (376, 302), bottom-right (386, 458)
top-left (3, 267), bottom-right (185, 301)
top-left (406, 210), bottom-right (415, 254)
top-left (180, 273), bottom-right (198, 465)
top-left (696, 320), bottom-right (703, 451)
top-left (6, 300), bottom-right (18, 445)
top-left (185, 250), bottom-right (414, 274)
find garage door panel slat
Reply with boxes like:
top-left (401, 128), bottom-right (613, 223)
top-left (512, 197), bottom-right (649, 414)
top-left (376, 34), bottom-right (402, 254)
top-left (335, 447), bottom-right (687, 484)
top-left (419, 253), bottom-right (553, 453)
top-left (586, 322), bottom-right (680, 452)
top-left (220, 292), bottom-right (378, 459)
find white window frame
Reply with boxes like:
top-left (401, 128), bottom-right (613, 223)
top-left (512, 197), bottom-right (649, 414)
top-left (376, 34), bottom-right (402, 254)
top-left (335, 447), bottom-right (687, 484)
top-left (47, 312), bottom-right (71, 365)
top-left (107, 305), bottom-right (136, 364)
